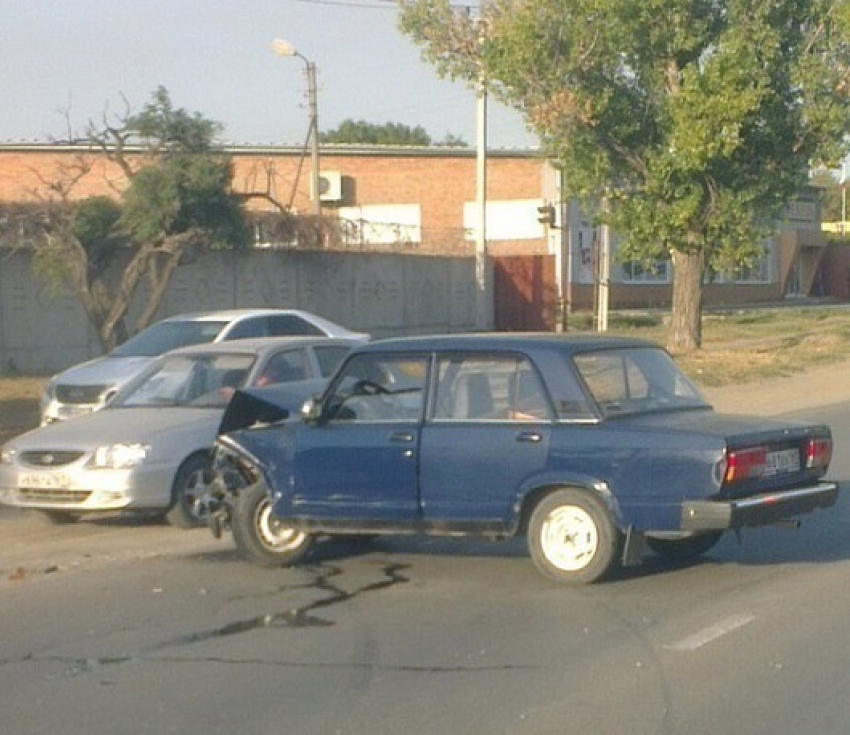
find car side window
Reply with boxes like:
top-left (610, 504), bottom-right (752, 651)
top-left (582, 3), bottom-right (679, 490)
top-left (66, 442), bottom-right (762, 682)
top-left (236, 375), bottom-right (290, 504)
top-left (224, 317), bottom-right (267, 340)
top-left (267, 314), bottom-right (324, 336)
top-left (255, 349), bottom-right (308, 386)
top-left (573, 347), bottom-right (703, 416)
top-left (432, 355), bottom-right (552, 421)
top-left (323, 354), bottom-right (427, 422)
top-left (313, 345), bottom-right (352, 376)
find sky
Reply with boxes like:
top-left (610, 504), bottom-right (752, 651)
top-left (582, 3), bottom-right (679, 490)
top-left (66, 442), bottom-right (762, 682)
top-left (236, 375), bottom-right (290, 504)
top-left (1, 0), bottom-right (538, 149)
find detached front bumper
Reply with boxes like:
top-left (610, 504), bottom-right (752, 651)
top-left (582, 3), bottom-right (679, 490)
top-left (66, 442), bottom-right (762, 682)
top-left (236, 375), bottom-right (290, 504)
top-left (681, 482), bottom-right (839, 532)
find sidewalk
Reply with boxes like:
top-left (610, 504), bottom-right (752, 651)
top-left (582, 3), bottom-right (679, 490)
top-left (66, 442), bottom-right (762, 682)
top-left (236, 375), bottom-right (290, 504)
top-left (701, 357), bottom-right (850, 416)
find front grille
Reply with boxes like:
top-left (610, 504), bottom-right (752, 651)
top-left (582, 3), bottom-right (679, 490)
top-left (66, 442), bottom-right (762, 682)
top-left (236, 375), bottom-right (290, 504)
top-left (55, 384), bottom-right (106, 405)
top-left (21, 450), bottom-right (85, 467)
top-left (18, 488), bottom-right (91, 504)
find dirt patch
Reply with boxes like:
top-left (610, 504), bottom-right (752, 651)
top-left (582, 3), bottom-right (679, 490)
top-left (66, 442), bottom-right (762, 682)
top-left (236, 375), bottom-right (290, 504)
top-left (0, 377), bottom-right (45, 442)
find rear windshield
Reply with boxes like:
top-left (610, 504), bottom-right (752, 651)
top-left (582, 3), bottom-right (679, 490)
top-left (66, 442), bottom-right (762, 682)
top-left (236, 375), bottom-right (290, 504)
top-left (574, 347), bottom-right (708, 417)
top-left (111, 320), bottom-right (229, 357)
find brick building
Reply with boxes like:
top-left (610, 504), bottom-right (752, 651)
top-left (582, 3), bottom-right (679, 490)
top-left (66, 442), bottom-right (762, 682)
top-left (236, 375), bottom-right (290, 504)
top-left (0, 142), bottom-right (843, 322)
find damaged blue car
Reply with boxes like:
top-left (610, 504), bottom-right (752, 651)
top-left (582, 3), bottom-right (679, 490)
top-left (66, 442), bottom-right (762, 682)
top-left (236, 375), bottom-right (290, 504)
top-left (209, 334), bottom-right (837, 583)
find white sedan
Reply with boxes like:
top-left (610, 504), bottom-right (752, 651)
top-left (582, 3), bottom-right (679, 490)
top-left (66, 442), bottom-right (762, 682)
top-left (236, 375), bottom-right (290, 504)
top-left (0, 337), bottom-right (355, 527)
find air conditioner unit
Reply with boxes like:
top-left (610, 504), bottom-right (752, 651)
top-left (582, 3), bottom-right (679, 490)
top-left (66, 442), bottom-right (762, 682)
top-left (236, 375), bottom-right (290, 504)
top-left (314, 171), bottom-right (343, 202)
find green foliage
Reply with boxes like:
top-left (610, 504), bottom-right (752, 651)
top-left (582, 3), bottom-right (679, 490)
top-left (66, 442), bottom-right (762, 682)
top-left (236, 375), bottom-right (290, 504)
top-left (119, 88), bottom-right (249, 248)
top-left (71, 196), bottom-right (125, 274)
top-left (320, 119), bottom-right (431, 145)
top-left (72, 196), bottom-right (122, 249)
top-left (121, 155), bottom-right (248, 248)
top-left (320, 118), bottom-right (466, 147)
top-left (126, 86), bottom-right (221, 154)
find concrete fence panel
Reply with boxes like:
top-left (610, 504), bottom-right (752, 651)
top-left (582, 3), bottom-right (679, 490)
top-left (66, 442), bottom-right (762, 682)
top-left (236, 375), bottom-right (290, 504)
top-left (0, 249), bottom-right (479, 375)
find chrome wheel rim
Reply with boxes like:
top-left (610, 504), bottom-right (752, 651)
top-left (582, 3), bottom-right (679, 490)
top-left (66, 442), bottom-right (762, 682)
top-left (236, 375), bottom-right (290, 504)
top-left (540, 505), bottom-right (598, 571)
top-left (183, 468), bottom-right (212, 520)
top-left (255, 497), bottom-right (307, 552)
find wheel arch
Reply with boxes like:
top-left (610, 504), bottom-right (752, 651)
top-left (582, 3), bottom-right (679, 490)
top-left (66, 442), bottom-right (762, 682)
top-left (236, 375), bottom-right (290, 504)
top-left (170, 448), bottom-right (214, 500)
top-left (515, 476), bottom-right (626, 536)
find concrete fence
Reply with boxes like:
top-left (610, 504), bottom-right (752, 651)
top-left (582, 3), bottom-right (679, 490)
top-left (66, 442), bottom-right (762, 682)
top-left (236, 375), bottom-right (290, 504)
top-left (0, 249), bottom-right (480, 375)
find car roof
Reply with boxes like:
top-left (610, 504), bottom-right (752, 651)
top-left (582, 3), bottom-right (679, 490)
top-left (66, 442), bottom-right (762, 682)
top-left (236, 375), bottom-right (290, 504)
top-left (165, 336), bottom-right (359, 358)
top-left (160, 308), bottom-right (323, 323)
top-left (352, 332), bottom-right (660, 356)
top-left (155, 308), bottom-right (368, 339)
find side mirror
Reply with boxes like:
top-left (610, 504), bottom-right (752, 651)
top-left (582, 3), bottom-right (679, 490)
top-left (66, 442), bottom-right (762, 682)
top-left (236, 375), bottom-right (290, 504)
top-left (301, 396), bottom-right (322, 423)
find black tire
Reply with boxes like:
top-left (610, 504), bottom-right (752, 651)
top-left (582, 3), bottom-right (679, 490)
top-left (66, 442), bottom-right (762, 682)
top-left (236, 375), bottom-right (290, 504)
top-left (165, 454), bottom-right (213, 529)
top-left (527, 488), bottom-right (620, 584)
top-left (646, 532), bottom-right (722, 561)
top-left (232, 482), bottom-right (313, 566)
top-left (35, 510), bottom-right (78, 525)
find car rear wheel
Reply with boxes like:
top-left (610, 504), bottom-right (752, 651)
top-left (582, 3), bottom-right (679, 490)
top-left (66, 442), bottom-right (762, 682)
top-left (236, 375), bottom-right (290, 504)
top-left (165, 454), bottom-right (212, 529)
top-left (232, 482), bottom-right (313, 566)
top-left (527, 489), bottom-right (620, 584)
top-left (646, 532), bottom-right (722, 561)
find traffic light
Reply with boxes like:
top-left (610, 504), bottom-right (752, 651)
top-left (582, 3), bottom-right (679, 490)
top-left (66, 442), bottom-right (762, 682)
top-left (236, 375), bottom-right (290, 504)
top-left (537, 203), bottom-right (556, 227)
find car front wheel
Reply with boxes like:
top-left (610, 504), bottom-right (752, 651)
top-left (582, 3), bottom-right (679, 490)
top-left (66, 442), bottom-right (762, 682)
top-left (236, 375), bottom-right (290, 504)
top-left (527, 489), bottom-right (620, 584)
top-left (165, 454), bottom-right (213, 529)
top-left (232, 482), bottom-right (313, 566)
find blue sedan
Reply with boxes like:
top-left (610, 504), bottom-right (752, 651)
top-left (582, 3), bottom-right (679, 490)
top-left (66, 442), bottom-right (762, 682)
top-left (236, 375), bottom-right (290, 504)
top-left (210, 334), bottom-right (837, 583)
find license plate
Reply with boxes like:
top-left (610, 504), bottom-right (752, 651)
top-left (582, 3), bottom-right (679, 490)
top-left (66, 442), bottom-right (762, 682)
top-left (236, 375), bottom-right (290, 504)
top-left (19, 472), bottom-right (70, 489)
top-left (765, 448), bottom-right (800, 476)
top-left (58, 405), bottom-right (93, 418)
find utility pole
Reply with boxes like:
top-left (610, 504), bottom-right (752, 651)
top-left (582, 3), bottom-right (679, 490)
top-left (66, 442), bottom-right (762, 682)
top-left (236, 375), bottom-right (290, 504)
top-left (475, 81), bottom-right (489, 330)
top-left (305, 59), bottom-right (321, 219)
top-left (597, 200), bottom-right (610, 332)
top-left (272, 39), bottom-right (321, 219)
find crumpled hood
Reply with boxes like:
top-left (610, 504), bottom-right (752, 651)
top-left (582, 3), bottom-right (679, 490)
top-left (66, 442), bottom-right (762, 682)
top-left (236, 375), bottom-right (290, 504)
top-left (218, 378), bottom-right (326, 434)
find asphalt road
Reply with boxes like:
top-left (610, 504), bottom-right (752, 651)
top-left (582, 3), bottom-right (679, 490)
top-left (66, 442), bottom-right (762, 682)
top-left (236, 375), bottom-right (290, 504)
top-left (1, 401), bottom-right (849, 735)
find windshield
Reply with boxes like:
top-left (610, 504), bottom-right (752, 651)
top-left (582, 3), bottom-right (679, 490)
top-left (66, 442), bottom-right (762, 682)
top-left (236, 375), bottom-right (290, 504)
top-left (111, 320), bottom-right (230, 357)
top-left (113, 354), bottom-right (255, 408)
top-left (573, 347), bottom-right (708, 418)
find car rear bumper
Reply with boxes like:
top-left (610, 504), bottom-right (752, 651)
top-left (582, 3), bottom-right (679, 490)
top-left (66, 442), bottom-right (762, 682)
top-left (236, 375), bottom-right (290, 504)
top-left (680, 482), bottom-right (839, 532)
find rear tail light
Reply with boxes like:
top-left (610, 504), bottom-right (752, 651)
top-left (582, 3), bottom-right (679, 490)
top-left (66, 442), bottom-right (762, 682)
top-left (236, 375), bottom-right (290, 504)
top-left (805, 437), bottom-right (832, 469)
top-left (724, 446), bottom-right (767, 483)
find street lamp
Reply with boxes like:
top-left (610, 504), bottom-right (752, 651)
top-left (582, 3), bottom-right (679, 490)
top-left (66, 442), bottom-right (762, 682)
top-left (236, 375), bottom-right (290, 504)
top-left (272, 39), bottom-right (321, 218)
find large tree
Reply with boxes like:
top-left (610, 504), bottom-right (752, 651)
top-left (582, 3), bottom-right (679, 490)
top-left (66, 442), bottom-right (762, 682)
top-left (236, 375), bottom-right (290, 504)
top-left (400, 0), bottom-right (850, 350)
top-left (4, 87), bottom-right (248, 351)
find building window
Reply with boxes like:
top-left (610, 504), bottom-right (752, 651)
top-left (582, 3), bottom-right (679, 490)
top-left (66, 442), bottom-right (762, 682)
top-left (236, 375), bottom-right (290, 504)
top-left (710, 252), bottom-right (770, 284)
top-left (621, 260), bottom-right (670, 283)
top-left (338, 204), bottom-right (421, 247)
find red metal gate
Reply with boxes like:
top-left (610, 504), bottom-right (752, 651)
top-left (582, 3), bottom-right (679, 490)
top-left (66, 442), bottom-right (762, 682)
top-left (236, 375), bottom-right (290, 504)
top-left (493, 255), bottom-right (556, 331)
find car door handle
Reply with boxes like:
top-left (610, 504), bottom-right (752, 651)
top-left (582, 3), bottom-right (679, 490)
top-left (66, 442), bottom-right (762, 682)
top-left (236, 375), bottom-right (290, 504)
top-left (516, 431), bottom-right (542, 443)
top-left (389, 432), bottom-right (415, 443)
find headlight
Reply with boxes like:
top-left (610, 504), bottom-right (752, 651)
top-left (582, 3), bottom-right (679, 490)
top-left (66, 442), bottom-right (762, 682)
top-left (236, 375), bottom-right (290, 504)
top-left (39, 378), bottom-right (58, 411)
top-left (90, 443), bottom-right (149, 469)
top-left (0, 445), bottom-right (16, 464)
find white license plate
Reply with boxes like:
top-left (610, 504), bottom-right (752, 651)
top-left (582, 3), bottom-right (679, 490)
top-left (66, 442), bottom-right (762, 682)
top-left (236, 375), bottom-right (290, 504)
top-left (765, 448), bottom-right (800, 476)
top-left (19, 472), bottom-right (70, 489)
top-left (59, 405), bottom-right (93, 418)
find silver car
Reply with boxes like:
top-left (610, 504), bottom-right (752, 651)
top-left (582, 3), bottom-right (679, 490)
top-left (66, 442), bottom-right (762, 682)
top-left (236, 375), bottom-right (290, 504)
top-left (1, 337), bottom-right (356, 527)
top-left (40, 309), bottom-right (368, 424)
